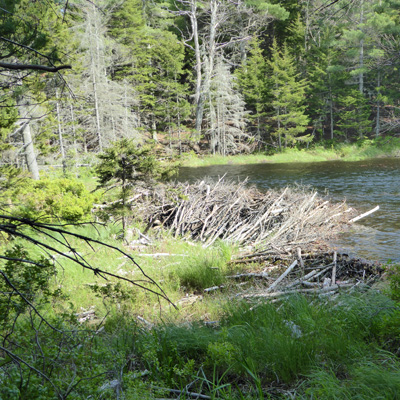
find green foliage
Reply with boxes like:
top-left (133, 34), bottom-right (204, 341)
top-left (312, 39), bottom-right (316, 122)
top-left (0, 96), bottom-right (18, 148)
top-left (386, 263), bottom-right (400, 301)
top-left (95, 139), bottom-right (178, 233)
top-left (268, 40), bottom-right (310, 148)
top-left (96, 139), bottom-right (161, 188)
top-left (0, 245), bottom-right (58, 329)
top-left (10, 177), bottom-right (96, 222)
top-left (236, 39), bottom-right (269, 136)
top-left (337, 89), bottom-right (371, 139)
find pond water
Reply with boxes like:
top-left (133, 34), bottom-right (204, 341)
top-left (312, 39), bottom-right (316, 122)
top-left (178, 158), bottom-right (400, 263)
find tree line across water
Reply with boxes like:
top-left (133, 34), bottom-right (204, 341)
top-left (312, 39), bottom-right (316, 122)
top-left (1, 0), bottom-right (400, 176)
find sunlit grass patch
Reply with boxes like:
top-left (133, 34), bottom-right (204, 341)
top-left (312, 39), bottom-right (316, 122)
top-left (181, 137), bottom-right (400, 167)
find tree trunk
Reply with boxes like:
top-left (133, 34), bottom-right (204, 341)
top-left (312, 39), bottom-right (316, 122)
top-left (56, 90), bottom-right (65, 160)
top-left (152, 117), bottom-right (158, 142)
top-left (89, 4), bottom-right (103, 152)
top-left (195, 0), bottom-right (218, 138)
top-left (359, 0), bottom-right (364, 95)
top-left (375, 70), bottom-right (381, 138)
top-left (329, 85), bottom-right (334, 140)
top-left (191, 1), bottom-right (203, 137)
top-left (277, 107), bottom-right (281, 150)
top-left (22, 123), bottom-right (40, 180)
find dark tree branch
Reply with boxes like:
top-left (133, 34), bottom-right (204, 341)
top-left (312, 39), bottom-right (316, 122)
top-left (0, 215), bottom-right (176, 308)
top-left (0, 36), bottom-right (55, 61)
top-left (316, 0), bottom-right (342, 11)
top-left (0, 344), bottom-right (62, 399)
top-left (0, 269), bottom-right (63, 333)
top-left (0, 62), bottom-right (72, 72)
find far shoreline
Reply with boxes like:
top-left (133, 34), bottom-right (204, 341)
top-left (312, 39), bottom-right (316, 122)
top-left (180, 138), bottom-right (400, 168)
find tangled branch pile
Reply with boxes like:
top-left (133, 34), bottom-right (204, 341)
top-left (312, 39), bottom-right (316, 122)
top-left (232, 252), bottom-right (383, 300)
top-left (137, 178), bottom-right (354, 253)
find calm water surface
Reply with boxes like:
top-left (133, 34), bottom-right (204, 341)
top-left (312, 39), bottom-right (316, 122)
top-left (178, 158), bottom-right (400, 263)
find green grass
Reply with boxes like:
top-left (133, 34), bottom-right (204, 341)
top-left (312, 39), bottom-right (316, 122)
top-left (181, 137), bottom-right (400, 167)
top-left (301, 357), bottom-right (400, 400)
top-left (3, 167), bottom-right (400, 398)
top-left (126, 291), bottom-right (400, 399)
top-left (3, 218), bottom-right (400, 399)
top-left (4, 222), bottom-right (238, 321)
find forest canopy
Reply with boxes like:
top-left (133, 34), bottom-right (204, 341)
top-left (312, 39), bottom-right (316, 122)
top-left (1, 0), bottom-right (400, 174)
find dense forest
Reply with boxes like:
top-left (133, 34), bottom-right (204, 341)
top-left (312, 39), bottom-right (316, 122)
top-left (2, 0), bottom-right (400, 176)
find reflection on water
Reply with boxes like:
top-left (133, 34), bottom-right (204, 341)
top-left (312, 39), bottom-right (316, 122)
top-left (178, 158), bottom-right (400, 262)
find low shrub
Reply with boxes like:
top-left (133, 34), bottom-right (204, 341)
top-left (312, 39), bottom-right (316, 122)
top-left (9, 177), bottom-right (97, 221)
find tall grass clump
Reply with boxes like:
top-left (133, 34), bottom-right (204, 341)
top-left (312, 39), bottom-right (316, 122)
top-left (174, 241), bottom-right (232, 292)
top-left (302, 356), bottom-right (400, 399)
top-left (133, 290), bottom-right (400, 391)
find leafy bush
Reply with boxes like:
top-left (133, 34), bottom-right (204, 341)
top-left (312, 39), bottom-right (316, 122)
top-left (0, 245), bottom-right (59, 330)
top-left (10, 177), bottom-right (96, 221)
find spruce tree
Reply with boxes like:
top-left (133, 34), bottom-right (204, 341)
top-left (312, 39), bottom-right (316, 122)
top-left (236, 39), bottom-right (269, 141)
top-left (268, 40), bottom-right (309, 149)
top-left (109, 0), bottom-right (187, 139)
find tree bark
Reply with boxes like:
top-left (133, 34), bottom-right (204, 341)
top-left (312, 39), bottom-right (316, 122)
top-left (375, 70), bottom-right (381, 138)
top-left (56, 90), bottom-right (65, 160)
top-left (22, 122), bottom-right (40, 180)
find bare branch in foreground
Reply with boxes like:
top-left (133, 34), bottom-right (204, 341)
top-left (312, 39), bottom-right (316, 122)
top-left (0, 215), bottom-right (175, 308)
top-left (0, 62), bottom-right (72, 72)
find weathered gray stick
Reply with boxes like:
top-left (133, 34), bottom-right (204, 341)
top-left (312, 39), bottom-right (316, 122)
top-left (349, 205), bottom-right (379, 223)
top-left (331, 251), bottom-right (337, 285)
top-left (266, 260), bottom-right (298, 292)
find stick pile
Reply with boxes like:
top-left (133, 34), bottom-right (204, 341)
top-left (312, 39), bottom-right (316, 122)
top-left (233, 252), bottom-right (383, 300)
top-left (138, 178), bottom-right (353, 253)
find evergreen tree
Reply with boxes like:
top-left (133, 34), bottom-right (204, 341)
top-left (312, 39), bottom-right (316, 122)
top-left (207, 59), bottom-right (248, 155)
top-left (109, 0), bottom-right (187, 140)
top-left (337, 89), bottom-right (371, 139)
top-left (236, 39), bottom-right (269, 141)
top-left (268, 40), bottom-right (309, 148)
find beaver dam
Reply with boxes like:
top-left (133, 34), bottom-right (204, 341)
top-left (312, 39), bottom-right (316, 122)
top-left (126, 178), bottom-right (383, 299)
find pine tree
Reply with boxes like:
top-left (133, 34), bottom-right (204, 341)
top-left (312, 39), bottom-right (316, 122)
top-left (268, 40), bottom-right (309, 149)
top-left (337, 90), bottom-right (371, 140)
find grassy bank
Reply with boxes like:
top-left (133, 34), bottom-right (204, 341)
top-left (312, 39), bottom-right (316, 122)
top-left (2, 217), bottom-right (400, 398)
top-left (181, 137), bottom-right (400, 167)
top-left (2, 168), bottom-right (400, 398)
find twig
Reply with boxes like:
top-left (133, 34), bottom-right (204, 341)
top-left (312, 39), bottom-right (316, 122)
top-left (332, 251), bottom-right (337, 285)
top-left (151, 386), bottom-right (211, 400)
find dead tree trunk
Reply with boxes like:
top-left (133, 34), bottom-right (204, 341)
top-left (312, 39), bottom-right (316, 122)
top-left (22, 122), bottom-right (40, 180)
